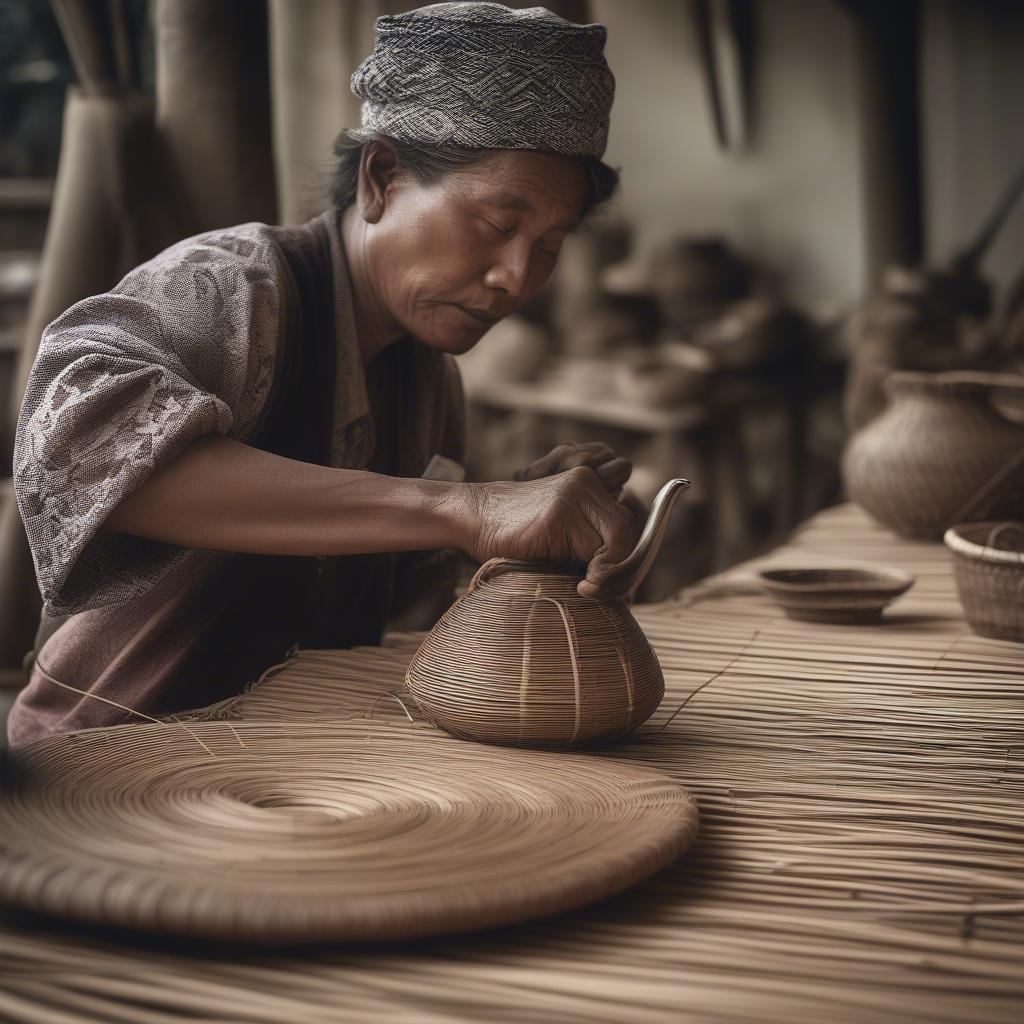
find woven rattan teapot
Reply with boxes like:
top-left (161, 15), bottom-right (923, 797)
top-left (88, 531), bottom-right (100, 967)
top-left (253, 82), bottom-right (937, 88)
top-left (407, 479), bottom-right (691, 748)
top-left (843, 371), bottom-right (1024, 539)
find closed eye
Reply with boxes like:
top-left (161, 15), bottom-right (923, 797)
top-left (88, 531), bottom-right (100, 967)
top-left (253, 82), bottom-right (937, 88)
top-left (480, 216), bottom-right (515, 236)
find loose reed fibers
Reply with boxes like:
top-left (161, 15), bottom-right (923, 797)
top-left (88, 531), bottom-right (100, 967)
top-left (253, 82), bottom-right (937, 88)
top-left (1, 505), bottom-right (1021, 1023)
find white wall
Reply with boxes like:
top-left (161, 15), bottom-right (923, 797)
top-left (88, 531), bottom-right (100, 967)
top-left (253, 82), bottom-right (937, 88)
top-left (922, 0), bottom-right (1024, 300)
top-left (593, 0), bottom-right (868, 314)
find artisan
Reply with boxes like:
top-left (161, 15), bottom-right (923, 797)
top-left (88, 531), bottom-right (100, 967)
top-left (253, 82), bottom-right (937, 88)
top-left (9, 3), bottom-right (640, 745)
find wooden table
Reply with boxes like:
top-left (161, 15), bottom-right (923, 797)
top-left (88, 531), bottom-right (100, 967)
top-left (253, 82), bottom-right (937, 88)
top-left (2, 504), bottom-right (1022, 1023)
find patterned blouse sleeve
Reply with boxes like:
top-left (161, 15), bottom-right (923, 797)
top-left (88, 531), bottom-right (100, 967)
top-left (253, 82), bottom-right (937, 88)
top-left (13, 224), bottom-right (288, 615)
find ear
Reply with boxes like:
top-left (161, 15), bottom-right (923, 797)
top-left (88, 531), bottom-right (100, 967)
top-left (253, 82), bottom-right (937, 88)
top-left (357, 141), bottom-right (401, 224)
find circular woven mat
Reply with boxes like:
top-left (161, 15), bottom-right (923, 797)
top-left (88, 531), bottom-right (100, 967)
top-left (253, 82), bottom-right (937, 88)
top-left (0, 720), bottom-right (698, 944)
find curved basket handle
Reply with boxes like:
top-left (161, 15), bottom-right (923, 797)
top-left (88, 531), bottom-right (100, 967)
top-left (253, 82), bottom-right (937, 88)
top-left (986, 522), bottom-right (1024, 551)
top-left (887, 370), bottom-right (1024, 427)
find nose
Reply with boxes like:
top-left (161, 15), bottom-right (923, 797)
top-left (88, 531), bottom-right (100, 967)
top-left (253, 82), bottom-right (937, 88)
top-left (483, 241), bottom-right (532, 301)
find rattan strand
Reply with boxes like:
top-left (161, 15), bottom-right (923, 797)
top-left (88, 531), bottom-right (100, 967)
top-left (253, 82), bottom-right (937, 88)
top-left (2, 505), bottom-right (1022, 1023)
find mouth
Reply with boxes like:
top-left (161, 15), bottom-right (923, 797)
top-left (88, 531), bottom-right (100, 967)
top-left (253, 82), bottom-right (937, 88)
top-left (454, 304), bottom-right (502, 326)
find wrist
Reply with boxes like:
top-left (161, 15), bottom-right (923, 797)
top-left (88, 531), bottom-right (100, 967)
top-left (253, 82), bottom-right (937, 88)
top-left (430, 480), bottom-right (483, 555)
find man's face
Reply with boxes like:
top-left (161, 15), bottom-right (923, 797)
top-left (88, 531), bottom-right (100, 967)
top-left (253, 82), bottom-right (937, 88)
top-left (368, 149), bottom-right (588, 354)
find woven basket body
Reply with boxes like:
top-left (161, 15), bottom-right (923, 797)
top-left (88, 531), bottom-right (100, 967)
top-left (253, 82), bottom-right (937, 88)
top-left (945, 522), bottom-right (1024, 642)
top-left (407, 560), bottom-right (665, 747)
top-left (843, 372), bottom-right (1024, 539)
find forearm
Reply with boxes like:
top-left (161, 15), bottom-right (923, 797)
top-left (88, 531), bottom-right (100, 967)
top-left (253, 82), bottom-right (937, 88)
top-left (102, 434), bottom-right (473, 556)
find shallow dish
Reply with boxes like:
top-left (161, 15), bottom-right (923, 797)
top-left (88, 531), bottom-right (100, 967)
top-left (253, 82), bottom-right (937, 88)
top-left (758, 567), bottom-right (915, 624)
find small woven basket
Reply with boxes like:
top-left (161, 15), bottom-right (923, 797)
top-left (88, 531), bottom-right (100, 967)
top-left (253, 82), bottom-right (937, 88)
top-left (407, 560), bottom-right (664, 748)
top-left (944, 521), bottom-right (1024, 643)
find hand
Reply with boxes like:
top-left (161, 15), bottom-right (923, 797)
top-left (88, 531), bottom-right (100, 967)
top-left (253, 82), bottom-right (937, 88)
top-left (464, 466), bottom-right (640, 598)
top-left (513, 441), bottom-right (633, 497)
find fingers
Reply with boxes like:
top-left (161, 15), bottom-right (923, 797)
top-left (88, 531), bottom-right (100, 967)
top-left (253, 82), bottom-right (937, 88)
top-left (513, 441), bottom-right (581, 482)
top-left (512, 451), bottom-right (557, 482)
top-left (578, 491), bottom-right (652, 598)
top-left (515, 441), bottom-right (632, 494)
top-left (477, 466), bottom-right (641, 588)
top-left (580, 527), bottom-right (634, 598)
top-left (571, 475), bottom-right (637, 599)
top-left (594, 456), bottom-right (632, 494)
top-left (617, 487), bottom-right (648, 534)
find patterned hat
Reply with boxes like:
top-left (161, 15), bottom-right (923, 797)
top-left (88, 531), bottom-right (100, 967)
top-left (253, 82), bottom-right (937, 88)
top-left (351, 3), bottom-right (615, 158)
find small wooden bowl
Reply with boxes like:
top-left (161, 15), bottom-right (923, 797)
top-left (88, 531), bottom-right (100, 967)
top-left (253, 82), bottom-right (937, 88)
top-left (758, 567), bottom-right (915, 624)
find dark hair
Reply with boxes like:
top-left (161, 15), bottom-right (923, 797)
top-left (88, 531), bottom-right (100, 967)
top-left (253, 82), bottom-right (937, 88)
top-left (328, 128), bottom-right (619, 219)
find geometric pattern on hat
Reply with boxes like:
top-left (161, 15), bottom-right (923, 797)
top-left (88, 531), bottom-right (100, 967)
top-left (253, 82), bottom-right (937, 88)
top-left (351, 2), bottom-right (615, 158)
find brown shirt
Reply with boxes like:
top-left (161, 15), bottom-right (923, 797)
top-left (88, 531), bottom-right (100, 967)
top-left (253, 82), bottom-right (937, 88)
top-left (9, 210), bottom-right (464, 745)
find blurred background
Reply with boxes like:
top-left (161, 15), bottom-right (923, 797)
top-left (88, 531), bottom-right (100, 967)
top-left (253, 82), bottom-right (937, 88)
top-left (0, 0), bottom-right (1022, 682)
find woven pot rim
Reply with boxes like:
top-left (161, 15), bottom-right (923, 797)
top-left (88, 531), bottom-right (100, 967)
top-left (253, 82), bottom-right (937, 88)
top-left (469, 557), bottom-right (584, 592)
top-left (944, 522), bottom-right (1024, 566)
top-left (885, 369), bottom-right (1024, 398)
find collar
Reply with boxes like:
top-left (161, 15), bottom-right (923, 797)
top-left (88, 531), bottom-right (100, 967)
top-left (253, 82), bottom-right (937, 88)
top-left (322, 208), bottom-right (371, 435)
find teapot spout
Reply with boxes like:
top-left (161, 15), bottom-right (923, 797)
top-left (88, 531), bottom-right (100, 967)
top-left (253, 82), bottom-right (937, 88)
top-left (600, 478), bottom-right (691, 601)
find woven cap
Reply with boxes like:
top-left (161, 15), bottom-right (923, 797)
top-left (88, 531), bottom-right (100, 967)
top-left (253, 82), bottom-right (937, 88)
top-left (351, 3), bottom-right (615, 158)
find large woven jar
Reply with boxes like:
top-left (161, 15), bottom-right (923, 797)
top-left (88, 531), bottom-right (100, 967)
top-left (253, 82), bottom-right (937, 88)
top-left (406, 560), bottom-right (665, 749)
top-left (842, 371), bottom-right (1024, 539)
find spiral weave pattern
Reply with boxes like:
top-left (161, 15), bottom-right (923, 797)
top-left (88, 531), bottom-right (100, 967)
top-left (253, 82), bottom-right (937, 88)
top-left (0, 720), bottom-right (697, 944)
top-left (351, 3), bottom-right (615, 157)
